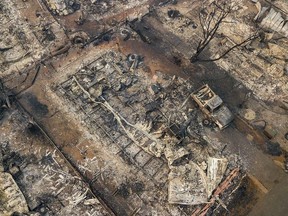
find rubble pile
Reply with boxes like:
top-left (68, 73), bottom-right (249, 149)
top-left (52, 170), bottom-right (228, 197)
top-left (56, 50), bottom-right (241, 209)
top-left (160, 6), bottom-right (201, 46)
top-left (152, 0), bottom-right (288, 103)
top-left (168, 161), bottom-right (208, 205)
top-left (0, 1), bottom-right (33, 73)
top-left (0, 0), bottom-right (67, 78)
top-left (44, 0), bottom-right (80, 15)
top-left (256, 5), bottom-right (288, 37)
top-left (211, 2), bottom-right (288, 102)
top-left (70, 0), bottom-right (149, 21)
top-left (0, 112), bottom-right (111, 216)
top-left (0, 151), bottom-right (29, 216)
top-left (210, 1), bottom-right (288, 103)
top-left (0, 0), bottom-right (287, 215)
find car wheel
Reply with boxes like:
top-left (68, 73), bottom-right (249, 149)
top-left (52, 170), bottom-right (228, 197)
top-left (203, 119), bottom-right (210, 126)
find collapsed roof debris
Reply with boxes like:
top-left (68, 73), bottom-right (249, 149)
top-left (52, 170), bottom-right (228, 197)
top-left (55, 50), bottom-right (240, 211)
top-left (44, 0), bottom-right (80, 15)
top-left (168, 156), bottom-right (228, 205)
top-left (254, 3), bottom-right (288, 37)
top-left (168, 161), bottom-right (208, 205)
top-left (0, 0), bottom-right (67, 77)
top-left (206, 157), bottom-right (228, 197)
top-left (79, 0), bottom-right (150, 21)
top-left (0, 112), bottom-right (111, 216)
top-left (0, 151), bottom-right (29, 216)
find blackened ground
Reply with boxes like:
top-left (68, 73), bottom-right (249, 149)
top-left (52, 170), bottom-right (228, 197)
top-left (222, 176), bottom-right (264, 216)
top-left (20, 93), bottom-right (49, 118)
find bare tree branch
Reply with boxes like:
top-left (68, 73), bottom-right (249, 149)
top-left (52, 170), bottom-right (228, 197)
top-left (190, 0), bottom-right (257, 63)
top-left (198, 34), bottom-right (259, 62)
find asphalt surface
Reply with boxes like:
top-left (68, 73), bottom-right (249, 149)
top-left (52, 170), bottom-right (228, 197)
top-left (248, 175), bottom-right (288, 216)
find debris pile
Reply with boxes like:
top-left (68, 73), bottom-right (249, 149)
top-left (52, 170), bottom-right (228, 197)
top-left (168, 157), bottom-right (229, 205)
top-left (56, 50), bottom-right (240, 207)
top-left (152, 0), bottom-right (288, 103)
top-left (0, 0), bottom-right (287, 214)
top-left (44, 0), bottom-right (80, 15)
top-left (0, 112), bottom-right (111, 216)
top-left (255, 4), bottom-right (288, 37)
top-left (0, 151), bottom-right (29, 216)
top-left (80, 0), bottom-right (149, 20)
top-left (206, 157), bottom-right (228, 196)
top-left (168, 161), bottom-right (207, 205)
top-left (0, 0), bottom-right (67, 77)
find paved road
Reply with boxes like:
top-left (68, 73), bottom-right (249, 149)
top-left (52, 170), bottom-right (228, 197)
top-left (214, 127), bottom-right (286, 190)
top-left (248, 175), bottom-right (288, 216)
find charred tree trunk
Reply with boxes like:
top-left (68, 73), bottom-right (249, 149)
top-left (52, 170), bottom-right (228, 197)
top-left (193, 34), bottom-right (259, 62)
top-left (190, 0), bottom-right (258, 63)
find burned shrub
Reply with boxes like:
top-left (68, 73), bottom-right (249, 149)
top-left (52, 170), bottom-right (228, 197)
top-left (168, 10), bottom-right (180, 19)
top-left (26, 123), bottom-right (42, 136)
top-left (117, 183), bottom-right (130, 199)
top-left (131, 181), bottom-right (145, 194)
top-left (265, 142), bottom-right (282, 156)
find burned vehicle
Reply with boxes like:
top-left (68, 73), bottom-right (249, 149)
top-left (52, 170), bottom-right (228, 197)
top-left (191, 84), bottom-right (234, 129)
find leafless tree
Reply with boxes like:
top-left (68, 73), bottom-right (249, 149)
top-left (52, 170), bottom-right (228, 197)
top-left (190, 0), bottom-right (259, 63)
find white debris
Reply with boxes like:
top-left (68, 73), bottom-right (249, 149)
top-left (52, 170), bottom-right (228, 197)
top-left (168, 157), bottom-right (228, 205)
top-left (168, 162), bottom-right (208, 205)
top-left (259, 8), bottom-right (288, 37)
top-left (84, 198), bottom-right (100, 206)
top-left (0, 172), bottom-right (29, 216)
top-left (207, 157), bottom-right (228, 196)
